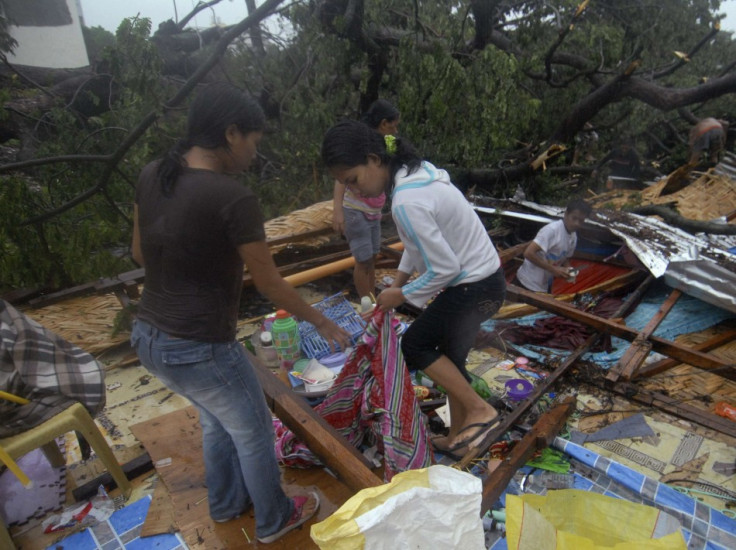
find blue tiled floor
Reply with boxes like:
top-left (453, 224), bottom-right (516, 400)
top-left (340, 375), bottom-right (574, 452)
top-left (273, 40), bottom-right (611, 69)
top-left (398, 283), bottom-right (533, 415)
top-left (45, 495), bottom-right (187, 550)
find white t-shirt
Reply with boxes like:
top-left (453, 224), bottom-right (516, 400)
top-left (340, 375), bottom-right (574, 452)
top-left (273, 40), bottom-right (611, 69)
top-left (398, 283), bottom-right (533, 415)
top-left (516, 219), bottom-right (576, 292)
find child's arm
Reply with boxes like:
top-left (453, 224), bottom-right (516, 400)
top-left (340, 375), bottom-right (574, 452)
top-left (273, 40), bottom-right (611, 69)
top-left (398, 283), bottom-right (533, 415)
top-left (524, 241), bottom-right (571, 280)
top-left (332, 180), bottom-right (346, 234)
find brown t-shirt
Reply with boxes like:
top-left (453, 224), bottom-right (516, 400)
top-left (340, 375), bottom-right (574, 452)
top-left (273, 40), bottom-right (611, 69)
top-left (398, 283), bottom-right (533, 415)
top-left (135, 161), bottom-right (265, 342)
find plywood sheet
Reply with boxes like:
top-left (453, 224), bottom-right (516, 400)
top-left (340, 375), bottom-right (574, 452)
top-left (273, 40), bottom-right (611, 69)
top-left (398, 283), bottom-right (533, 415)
top-left (130, 406), bottom-right (355, 549)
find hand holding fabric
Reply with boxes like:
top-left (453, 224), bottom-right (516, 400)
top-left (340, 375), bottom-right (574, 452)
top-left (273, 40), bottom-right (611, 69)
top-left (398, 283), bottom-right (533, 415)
top-left (376, 287), bottom-right (406, 311)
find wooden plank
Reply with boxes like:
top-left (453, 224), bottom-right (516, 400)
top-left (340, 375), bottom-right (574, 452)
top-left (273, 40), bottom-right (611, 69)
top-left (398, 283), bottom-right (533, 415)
top-left (607, 288), bottom-right (682, 382)
top-left (250, 352), bottom-right (383, 492)
top-left (635, 327), bottom-right (736, 378)
top-left (140, 481), bottom-right (178, 538)
top-left (498, 241), bottom-right (530, 263)
top-left (505, 283), bottom-right (735, 378)
top-left (481, 399), bottom-right (575, 515)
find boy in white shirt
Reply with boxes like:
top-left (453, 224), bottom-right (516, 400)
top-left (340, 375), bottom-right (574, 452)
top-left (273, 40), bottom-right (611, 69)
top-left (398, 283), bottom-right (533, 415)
top-left (515, 199), bottom-right (592, 292)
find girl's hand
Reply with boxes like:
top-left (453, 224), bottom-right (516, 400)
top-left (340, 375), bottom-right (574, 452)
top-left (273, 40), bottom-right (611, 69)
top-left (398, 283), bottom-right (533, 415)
top-left (376, 287), bottom-right (406, 311)
top-left (314, 317), bottom-right (350, 352)
top-left (333, 210), bottom-right (345, 235)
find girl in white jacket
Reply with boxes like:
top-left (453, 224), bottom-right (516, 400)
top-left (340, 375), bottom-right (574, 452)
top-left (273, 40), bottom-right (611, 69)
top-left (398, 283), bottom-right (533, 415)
top-left (321, 120), bottom-right (506, 457)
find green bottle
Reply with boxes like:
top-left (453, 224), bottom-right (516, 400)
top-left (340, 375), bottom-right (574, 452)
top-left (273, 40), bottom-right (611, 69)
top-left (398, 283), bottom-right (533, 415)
top-left (271, 310), bottom-right (301, 368)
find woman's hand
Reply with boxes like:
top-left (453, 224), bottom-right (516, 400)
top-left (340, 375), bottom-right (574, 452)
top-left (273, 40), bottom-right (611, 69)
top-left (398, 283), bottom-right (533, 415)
top-left (314, 317), bottom-right (350, 352)
top-left (376, 287), bottom-right (406, 311)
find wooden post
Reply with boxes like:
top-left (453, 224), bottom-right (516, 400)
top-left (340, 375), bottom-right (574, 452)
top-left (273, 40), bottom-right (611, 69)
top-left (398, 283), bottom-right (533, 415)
top-left (456, 275), bottom-right (656, 469)
top-left (606, 288), bottom-right (682, 382)
top-left (505, 283), bottom-right (734, 379)
top-left (635, 326), bottom-right (736, 378)
top-left (250, 351), bottom-right (383, 492)
top-left (480, 399), bottom-right (575, 515)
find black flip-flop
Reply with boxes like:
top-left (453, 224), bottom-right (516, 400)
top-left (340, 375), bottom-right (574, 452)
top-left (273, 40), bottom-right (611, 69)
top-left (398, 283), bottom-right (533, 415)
top-left (431, 440), bottom-right (466, 461)
top-left (444, 416), bottom-right (503, 453)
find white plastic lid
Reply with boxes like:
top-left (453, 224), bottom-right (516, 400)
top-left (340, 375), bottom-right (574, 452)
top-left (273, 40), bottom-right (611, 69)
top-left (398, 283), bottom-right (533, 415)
top-left (260, 332), bottom-right (273, 345)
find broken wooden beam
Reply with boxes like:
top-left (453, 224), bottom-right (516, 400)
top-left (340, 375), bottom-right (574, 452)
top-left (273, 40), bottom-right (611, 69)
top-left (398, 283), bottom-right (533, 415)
top-left (498, 241), bottom-right (530, 263)
top-left (606, 288), bottom-right (682, 382)
top-left (480, 398), bottom-right (575, 515)
top-left (505, 283), bottom-right (734, 379)
top-left (635, 326), bottom-right (736, 379)
top-left (250, 352), bottom-right (383, 492)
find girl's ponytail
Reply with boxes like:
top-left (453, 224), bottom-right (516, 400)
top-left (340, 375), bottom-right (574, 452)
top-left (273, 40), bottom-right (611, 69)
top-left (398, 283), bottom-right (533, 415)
top-left (386, 136), bottom-right (421, 195)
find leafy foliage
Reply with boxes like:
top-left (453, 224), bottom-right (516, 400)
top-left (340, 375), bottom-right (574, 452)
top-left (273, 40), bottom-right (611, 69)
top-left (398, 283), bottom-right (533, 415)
top-left (1, 1), bottom-right (735, 293)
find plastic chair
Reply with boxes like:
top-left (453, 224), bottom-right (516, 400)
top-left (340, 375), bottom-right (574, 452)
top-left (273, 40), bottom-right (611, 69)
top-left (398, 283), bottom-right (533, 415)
top-left (0, 401), bottom-right (131, 548)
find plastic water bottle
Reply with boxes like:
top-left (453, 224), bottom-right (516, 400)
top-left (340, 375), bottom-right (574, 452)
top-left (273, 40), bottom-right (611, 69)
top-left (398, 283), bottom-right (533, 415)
top-left (360, 296), bottom-right (373, 313)
top-left (271, 310), bottom-right (301, 369)
top-left (258, 331), bottom-right (279, 367)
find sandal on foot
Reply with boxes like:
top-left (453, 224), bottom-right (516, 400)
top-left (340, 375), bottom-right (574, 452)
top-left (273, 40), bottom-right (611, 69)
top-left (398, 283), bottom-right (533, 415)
top-left (445, 416), bottom-right (503, 453)
top-left (432, 439), bottom-right (467, 461)
top-left (257, 492), bottom-right (320, 544)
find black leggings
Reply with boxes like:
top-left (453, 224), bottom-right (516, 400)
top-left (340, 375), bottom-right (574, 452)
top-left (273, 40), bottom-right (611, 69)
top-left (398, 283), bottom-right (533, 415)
top-left (401, 268), bottom-right (506, 381)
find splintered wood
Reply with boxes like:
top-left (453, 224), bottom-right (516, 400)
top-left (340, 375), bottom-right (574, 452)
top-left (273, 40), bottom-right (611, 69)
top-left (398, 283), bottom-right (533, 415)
top-left (20, 294), bottom-right (130, 355)
top-left (264, 200), bottom-right (334, 253)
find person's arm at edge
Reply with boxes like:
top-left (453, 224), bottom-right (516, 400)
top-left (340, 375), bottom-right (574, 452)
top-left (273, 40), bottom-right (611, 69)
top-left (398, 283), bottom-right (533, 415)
top-left (238, 240), bottom-right (350, 350)
top-left (131, 204), bottom-right (144, 267)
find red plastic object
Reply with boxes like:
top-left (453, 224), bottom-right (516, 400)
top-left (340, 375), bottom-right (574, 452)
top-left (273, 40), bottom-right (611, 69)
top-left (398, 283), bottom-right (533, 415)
top-left (714, 401), bottom-right (736, 422)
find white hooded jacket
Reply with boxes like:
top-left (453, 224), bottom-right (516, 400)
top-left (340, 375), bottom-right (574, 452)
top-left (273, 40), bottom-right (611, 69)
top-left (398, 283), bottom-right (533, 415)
top-left (392, 161), bottom-right (501, 307)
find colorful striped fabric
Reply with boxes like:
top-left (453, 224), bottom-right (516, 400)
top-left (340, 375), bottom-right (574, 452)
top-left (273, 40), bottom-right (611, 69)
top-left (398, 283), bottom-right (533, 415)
top-left (273, 310), bottom-right (433, 480)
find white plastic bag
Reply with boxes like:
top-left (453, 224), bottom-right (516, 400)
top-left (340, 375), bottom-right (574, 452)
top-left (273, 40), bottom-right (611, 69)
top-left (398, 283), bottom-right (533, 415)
top-left (311, 465), bottom-right (485, 549)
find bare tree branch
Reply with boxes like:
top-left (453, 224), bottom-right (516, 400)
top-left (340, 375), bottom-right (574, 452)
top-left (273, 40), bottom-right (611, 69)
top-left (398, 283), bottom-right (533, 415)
top-left (15, 0), bottom-right (287, 226)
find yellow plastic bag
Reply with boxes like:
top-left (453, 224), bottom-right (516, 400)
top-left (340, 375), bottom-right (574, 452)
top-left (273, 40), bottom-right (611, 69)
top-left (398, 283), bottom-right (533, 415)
top-left (311, 465), bottom-right (484, 549)
top-left (506, 489), bottom-right (687, 550)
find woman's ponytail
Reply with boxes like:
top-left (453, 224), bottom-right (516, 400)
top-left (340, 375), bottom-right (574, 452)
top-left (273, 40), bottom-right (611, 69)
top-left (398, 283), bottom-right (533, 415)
top-left (157, 139), bottom-right (189, 196)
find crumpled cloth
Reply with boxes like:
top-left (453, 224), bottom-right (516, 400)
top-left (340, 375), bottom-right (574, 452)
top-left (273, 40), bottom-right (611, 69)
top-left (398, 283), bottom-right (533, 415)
top-left (274, 310), bottom-right (434, 481)
top-left (496, 295), bottom-right (623, 352)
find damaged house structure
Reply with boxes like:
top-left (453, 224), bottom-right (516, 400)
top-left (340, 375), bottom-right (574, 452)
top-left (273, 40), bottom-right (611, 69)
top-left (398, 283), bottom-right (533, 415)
top-left (1, 1), bottom-right (735, 548)
top-left (2, 154), bottom-right (735, 549)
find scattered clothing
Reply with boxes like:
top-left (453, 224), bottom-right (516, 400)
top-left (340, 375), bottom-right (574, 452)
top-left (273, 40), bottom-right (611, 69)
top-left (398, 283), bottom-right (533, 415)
top-left (274, 311), bottom-right (433, 481)
top-left (493, 295), bottom-right (623, 352)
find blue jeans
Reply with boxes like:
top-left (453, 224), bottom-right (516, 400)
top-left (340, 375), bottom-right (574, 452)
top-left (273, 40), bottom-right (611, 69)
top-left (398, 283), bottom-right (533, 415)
top-left (130, 319), bottom-right (292, 537)
top-left (401, 268), bottom-right (506, 380)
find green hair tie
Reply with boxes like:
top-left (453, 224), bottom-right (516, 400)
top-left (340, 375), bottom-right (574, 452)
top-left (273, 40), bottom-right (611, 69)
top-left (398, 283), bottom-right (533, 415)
top-left (384, 134), bottom-right (397, 155)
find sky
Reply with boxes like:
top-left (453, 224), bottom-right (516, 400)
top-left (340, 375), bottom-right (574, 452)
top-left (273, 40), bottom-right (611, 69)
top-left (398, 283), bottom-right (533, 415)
top-left (79, 0), bottom-right (261, 32)
top-left (80, 0), bottom-right (736, 34)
